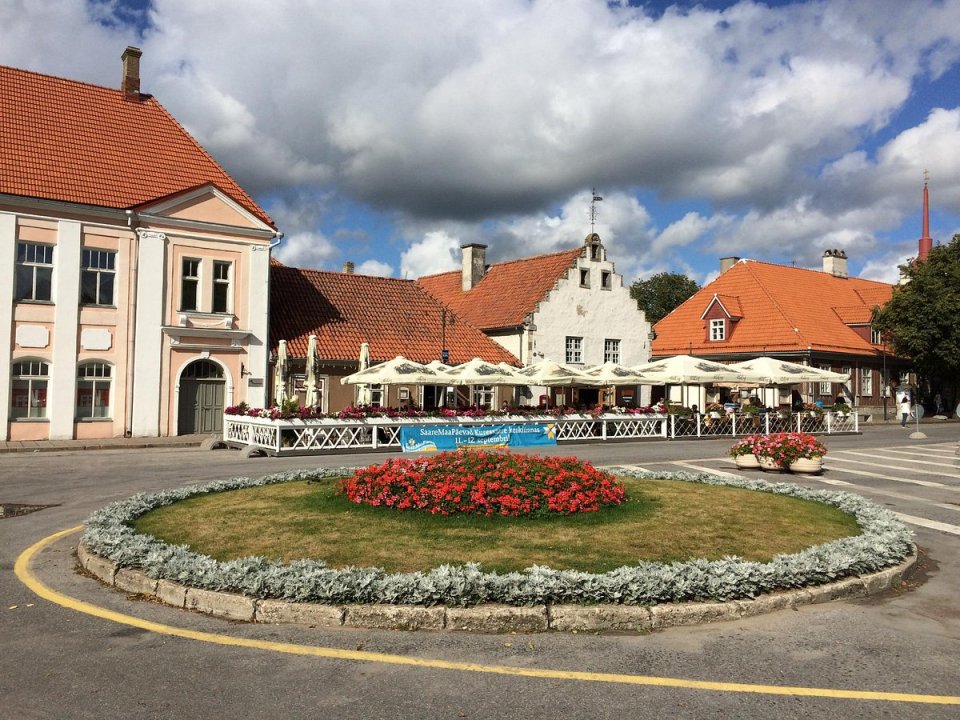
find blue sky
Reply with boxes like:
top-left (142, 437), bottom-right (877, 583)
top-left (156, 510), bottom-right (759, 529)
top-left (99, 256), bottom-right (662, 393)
top-left (2, 0), bottom-right (959, 285)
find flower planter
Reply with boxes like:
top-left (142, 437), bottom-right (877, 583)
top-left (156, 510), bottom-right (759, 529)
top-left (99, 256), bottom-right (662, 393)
top-left (734, 453), bottom-right (760, 469)
top-left (788, 457), bottom-right (823, 474)
top-left (757, 456), bottom-right (781, 472)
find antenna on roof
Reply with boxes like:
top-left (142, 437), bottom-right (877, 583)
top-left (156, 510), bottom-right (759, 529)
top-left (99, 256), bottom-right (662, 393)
top-left (589, 188), bottom-right (603, 234)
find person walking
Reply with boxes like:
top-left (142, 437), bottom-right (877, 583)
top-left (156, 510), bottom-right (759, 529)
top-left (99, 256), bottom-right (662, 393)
top-left (899, 392), bottom-right (911, 427)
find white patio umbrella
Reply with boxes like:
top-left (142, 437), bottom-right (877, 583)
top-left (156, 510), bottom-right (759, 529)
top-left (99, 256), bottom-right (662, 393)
top-left (581, 362), bottom-right (654, 386)
top-left (341, 355), bottom-right (444, 386)
top-left (425, 359), bottom-right (452, 372)
top-left (304, 334), bottom-right (319, 407)
top-left (273, 339), bottom-right (288, 405)
top-left (515, 359), bottom-right (591, 386)
top-left (631, 354), bottom-right (760, 408)
top-left (355, 342), bottom-right (372, 405)
top-left (442, 357), bottom-right (528, 386)
top-left (729, 357), bottom-right (849, 384)
top-left (631, 355), bottom-right (760, 384)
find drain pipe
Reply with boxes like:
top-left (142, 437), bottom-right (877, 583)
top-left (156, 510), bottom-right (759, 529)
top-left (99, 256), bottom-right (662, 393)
top-left (123, 210), bottom-right (139, 437)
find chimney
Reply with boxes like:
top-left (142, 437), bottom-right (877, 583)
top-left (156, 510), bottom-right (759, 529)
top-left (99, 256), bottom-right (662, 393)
top-left (461, 243), bottom-right (487, 291)
top-left (719, 256), bottom-right (740, 273)
top-left (822, 249), bottom-right (848, 278)
top-left (919, 175), bottom-right (932, 261)
top-left (342, 261), bottom-right (355, 274)
top-left (121, 46), bottom-right (143, 100)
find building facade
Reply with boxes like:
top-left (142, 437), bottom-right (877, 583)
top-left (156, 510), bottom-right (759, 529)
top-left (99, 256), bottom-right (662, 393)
top-left (1, 49), bottom-right (279, 440)
top-left (418, 234), bottom-right (652, 407)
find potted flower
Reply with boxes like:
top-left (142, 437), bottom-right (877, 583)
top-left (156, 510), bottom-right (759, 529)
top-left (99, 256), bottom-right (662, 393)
top-left (728, 435), bottom-right (761, 469)
top-left (802, 402), bottom-right (824, 419)
top-left (705, 402), bottom-right (724, 419)
top-left (831, 400), bottom-right (850, 418)
top-left (753, 432), bottom-right (827, 473)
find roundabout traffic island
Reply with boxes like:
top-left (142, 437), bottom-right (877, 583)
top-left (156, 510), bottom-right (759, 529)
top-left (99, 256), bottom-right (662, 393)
top-left (77, 450), bottom-right (916, 633)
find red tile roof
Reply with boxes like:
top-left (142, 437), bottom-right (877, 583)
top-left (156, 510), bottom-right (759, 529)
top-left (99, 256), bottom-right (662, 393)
top-left (270, 265), bottom-right (520, 365)
top-left (417, 247), bottom-right (583, 329)
top-left (653, 259), bottom-right (893, 357)
top-left (0, 64), bottom-right (273, 226)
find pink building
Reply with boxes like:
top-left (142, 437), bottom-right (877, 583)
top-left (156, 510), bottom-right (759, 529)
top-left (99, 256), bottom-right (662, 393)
top-left (0, 48), bottom-right (281, 439)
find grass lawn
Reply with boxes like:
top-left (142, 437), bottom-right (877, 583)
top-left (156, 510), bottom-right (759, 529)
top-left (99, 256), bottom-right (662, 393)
top-left (132, 477), bottom-right (861, 574)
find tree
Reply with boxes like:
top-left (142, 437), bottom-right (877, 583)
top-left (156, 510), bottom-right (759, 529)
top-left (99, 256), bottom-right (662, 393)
top-left (629, 272), bottom-right (700, 325)
top-left (872, 234), bottom-right (960, 403)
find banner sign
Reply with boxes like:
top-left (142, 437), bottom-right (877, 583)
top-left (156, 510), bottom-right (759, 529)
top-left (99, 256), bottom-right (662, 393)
top-left (401, 423), bottom-right (557, 452)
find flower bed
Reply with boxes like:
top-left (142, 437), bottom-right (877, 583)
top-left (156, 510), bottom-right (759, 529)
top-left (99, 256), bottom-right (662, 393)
top-left (80, 467), bottom-right (912, 608)
top-left (752, 432), bottom-right (827, 468)
top-left (340, 450), bottom-right (627, 516)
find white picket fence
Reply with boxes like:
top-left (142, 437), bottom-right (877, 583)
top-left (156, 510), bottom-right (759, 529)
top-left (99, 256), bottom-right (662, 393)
top-left (223, 411), bottom-right (858, 456)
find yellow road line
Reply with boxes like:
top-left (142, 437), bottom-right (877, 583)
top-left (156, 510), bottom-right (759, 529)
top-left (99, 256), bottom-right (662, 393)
top-left (15, 526), bottom-right (960, 706)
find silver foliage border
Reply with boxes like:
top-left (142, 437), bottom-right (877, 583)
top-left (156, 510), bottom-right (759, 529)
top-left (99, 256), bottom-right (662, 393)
top-left (81, 468), bottom-right (913, 607)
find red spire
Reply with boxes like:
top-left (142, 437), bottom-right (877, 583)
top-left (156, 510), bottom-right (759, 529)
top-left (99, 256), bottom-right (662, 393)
top-left (919, 172), bottom-right (932, 261)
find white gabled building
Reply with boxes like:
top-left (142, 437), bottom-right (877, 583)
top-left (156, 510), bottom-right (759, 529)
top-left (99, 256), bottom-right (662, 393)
top-left (418, 233), bottom-right (652, 407)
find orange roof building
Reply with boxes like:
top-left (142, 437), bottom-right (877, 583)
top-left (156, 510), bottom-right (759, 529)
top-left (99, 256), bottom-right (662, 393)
top-left (1, 48), bottom-right (280, 440)
top-left (419, 234), bottom-right (652, 407)
top-left (270, 264), bottom-right (519, 411)
top-left (652, 252), bottom-right (911, 409)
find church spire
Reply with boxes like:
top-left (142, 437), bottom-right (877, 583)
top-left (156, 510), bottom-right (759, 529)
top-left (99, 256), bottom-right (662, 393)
top-left (919, 170), bottom-right (932, 261)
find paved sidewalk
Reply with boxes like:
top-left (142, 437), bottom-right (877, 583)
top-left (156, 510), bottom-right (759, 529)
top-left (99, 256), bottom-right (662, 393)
top-left (0, 433), bottom-right (209, 454)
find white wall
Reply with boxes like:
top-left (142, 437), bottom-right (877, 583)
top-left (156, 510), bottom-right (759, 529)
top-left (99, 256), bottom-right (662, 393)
top-left (48, 220), bottom-right (81, 439)
top-left (0, 213), bottom-right (14, 437)
top-left (131, 230), bottom-right (166, 436)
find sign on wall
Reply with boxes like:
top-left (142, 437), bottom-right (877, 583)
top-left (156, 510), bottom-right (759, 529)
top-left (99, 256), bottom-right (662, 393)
top-left (400, 423), bottom-right (557, 452)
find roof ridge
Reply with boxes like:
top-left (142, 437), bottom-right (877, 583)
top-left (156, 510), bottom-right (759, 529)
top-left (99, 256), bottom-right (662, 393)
top-left (291, 266), bottom-right (413, 283)
top-left (0, 63), bottom-right (133, 97)
top-left (416, 246), bottom-right (582, 281)
top-left (746, 258), bottom-right (893, 288)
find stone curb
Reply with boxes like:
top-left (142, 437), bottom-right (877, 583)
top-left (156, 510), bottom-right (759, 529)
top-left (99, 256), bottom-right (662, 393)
top-left (76, 543), bottom-right (917, 634)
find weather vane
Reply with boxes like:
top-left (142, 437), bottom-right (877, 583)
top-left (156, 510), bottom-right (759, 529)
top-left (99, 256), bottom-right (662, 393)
top-left (589, 188), bottom-right (603, 234)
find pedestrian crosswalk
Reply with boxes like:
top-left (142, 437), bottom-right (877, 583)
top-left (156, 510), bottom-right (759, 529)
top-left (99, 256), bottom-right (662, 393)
top-left (610, 441), bottom-right (960, 537)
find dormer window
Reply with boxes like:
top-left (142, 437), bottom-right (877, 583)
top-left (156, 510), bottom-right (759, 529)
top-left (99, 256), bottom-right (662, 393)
top-left (710, 318), bottom-right (726, 341)
top-left (871, 328), bottom-right (882, 344)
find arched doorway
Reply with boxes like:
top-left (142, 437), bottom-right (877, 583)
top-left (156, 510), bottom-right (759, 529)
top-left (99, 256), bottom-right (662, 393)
top-left (178, 359), bottom-right (225, 434)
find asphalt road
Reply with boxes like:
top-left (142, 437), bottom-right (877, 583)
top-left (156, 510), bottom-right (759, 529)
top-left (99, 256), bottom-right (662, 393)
top-left (2, 424), bottom-right (958, 719)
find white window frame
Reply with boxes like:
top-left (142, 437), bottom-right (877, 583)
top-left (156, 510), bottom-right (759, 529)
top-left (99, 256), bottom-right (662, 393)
top-left (80, 248), bottom-right (117, 306)
top-left (604, 339), bottom-right (621, 364)
top-left (212, 260), bottom-right (232, 314)
top-left (181, 258), bottom-right (201, 311)
top-left (860, 367), bottom-right (873, 396)
top-left (870, 328), bottom-right (882, 344)
top-left (709, 318), bottom-right (726, 341)
top-left (76, 361), bottom-right (112, 419)
top-left (16, 242), bottom-right (54, 302)
top-left (565, 336), bottom-right (583, 364)
top-left (368, 384), bottom-right (385, 407)
top-left (819, 365), bottom-right (832, 395)
top-left (471, 384), bottom-right (494, 408)
top-left (11, 359), bottom-right (50, 419)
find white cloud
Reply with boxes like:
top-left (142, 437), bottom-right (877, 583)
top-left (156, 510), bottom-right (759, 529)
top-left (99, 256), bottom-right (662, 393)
top-left (400, 231), bottom-right (461, 279)
top-left (274, 232), bottom-right (337, 270)
top-left (355, 259), bottom-right (393, 277)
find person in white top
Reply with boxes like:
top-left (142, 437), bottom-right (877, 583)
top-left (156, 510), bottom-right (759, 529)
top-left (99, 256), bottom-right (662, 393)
top-left (899, 393), bottom-right (912, 428)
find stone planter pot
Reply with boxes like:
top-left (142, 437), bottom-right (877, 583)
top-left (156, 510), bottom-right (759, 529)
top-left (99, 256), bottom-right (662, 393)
top-left (788, 457), bottom-right (823, 474)
top-left (734, 453), bottom-right (760, 469)
top-left (757, 456), bottom-right (782, 472)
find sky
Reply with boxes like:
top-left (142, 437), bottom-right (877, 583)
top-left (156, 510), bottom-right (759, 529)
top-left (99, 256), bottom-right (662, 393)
top-left (2, 0), bottom-right (960, 286)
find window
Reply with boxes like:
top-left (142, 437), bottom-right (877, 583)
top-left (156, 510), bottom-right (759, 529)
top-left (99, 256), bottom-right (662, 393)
top-left (579, 268), bottom-right (590, 288)
top-left (11, 360), bottom-right (49, 419)
top-left (76, 362), bottom-right (112, 419)
top-left (16, 242), bottom-right (54, 302)
top-left (870, 328), bottom-right (882, 344)
top-left (212, 261), bottom-right (231, 313)
top-left (369, 384), bottom-right (384, 407)
top-left (601, 270), bottom-right (612, 289)
top-left (604, 339), bottom-right (621, 364)
top-left (709, 318), bottom-right (726, 341)
top-left (860, 367), bottom-right (873, 396)
top-left (80, 249), bottom-right (116, 306)
top-left (819, 365), bottom-right (833, 395)
top-left (181, 258), bottom-right (200, 311)
top-left (472, 384), bottom-right (494, 408)
top-left (565, 336), bottom-right (583, 364)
